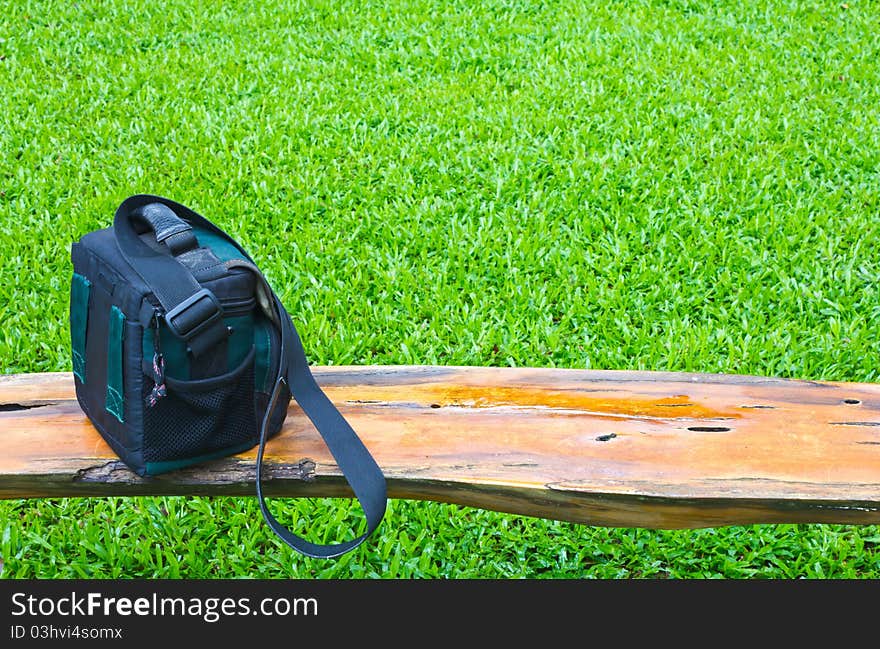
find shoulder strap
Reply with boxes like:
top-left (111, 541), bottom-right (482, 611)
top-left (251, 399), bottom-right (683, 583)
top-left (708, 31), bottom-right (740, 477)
top-left (113, 195), bottom-right (387, 558)
top-left (256, 291), bottom-right (387, 558)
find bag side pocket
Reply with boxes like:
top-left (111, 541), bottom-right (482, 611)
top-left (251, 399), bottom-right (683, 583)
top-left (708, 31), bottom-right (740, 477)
top-left (141, 346), bottom-right (257, 474)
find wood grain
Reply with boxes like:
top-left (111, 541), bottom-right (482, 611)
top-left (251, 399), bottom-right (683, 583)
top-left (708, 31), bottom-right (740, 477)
top-left (2, 367), bottom-right (880, 529)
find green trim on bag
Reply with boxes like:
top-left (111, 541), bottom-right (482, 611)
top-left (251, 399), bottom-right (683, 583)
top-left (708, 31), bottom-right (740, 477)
top-left (192, 227), bottom-right (245, 262)
top-left (226, 314), bottom-right (254, 370)
top-left (144, 316), bottom-right (252, 380)
top-left (144, 438), bottom-right (257, 475)
top-left (70, 273), bottom-right (91, 383)
top-left (142, 321), bottom-right (190, 381)
top-left (105, 305), bottom-right (125, 423)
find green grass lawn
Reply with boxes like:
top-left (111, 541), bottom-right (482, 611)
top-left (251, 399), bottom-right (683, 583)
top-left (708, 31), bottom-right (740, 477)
top-left (1, 0), bottom-right (879, 578)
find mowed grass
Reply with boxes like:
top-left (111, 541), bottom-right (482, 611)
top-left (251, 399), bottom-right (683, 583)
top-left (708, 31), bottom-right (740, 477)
top-left (1, 0), bottom-right (880, 578)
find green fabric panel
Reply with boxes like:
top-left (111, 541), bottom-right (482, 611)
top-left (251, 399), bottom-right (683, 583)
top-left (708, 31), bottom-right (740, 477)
top-left (144, 438), bottom-right (257, 475)
top-left (254, 317), bottom-right (272, 392)
top-left (145, 317), bottom-right (253, 379)
top-left (159, 323), bottom-right (190, 380)
top-left (226, 314), bottom-right (254, 370)
top-left (145, 316), bottom-right (254, 379)
top-left (70, 273), bottom-right (90, 382)
top-left (105, 306), bottom-right (125, 423)
top-left (143, 320), bottom-right (190, 381)
top-left (192, 226), bottom-right (245, 262)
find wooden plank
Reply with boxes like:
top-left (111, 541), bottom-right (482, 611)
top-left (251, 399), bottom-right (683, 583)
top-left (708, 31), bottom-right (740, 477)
top-left (1, 367), bottom-right (879, 529)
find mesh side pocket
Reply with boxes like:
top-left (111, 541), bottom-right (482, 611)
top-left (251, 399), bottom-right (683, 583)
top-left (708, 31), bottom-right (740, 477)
top-left (142, 347), bottom-right (257, 465)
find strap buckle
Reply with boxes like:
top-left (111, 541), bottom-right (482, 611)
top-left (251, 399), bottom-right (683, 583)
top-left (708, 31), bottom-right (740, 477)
top-left (164, 288), bottom-right (223, 342)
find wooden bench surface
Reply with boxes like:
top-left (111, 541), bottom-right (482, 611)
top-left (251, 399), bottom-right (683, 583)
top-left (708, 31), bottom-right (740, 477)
top-left (2, 366), bottom-right (879, 529)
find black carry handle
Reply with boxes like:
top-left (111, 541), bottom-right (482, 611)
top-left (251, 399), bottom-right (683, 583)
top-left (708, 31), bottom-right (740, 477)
top-left (130, 203), bottom-right (199, 255)
top-left (113, 194), bottom-right (387, 559)
top-left (114, 200), bottom-right (228, 356)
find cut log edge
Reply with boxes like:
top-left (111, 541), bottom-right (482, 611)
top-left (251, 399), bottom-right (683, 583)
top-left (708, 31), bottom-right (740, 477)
top-left (3, 459), bottom-right (879, 529)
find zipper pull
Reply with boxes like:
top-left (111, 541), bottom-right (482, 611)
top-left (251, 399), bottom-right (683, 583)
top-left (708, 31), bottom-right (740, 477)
top-left (146, 315), bottom-right (167, 407)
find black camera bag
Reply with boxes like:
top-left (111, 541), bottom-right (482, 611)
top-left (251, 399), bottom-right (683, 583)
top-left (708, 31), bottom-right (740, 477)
top-left (69, 194), bottom-right (386, 558)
